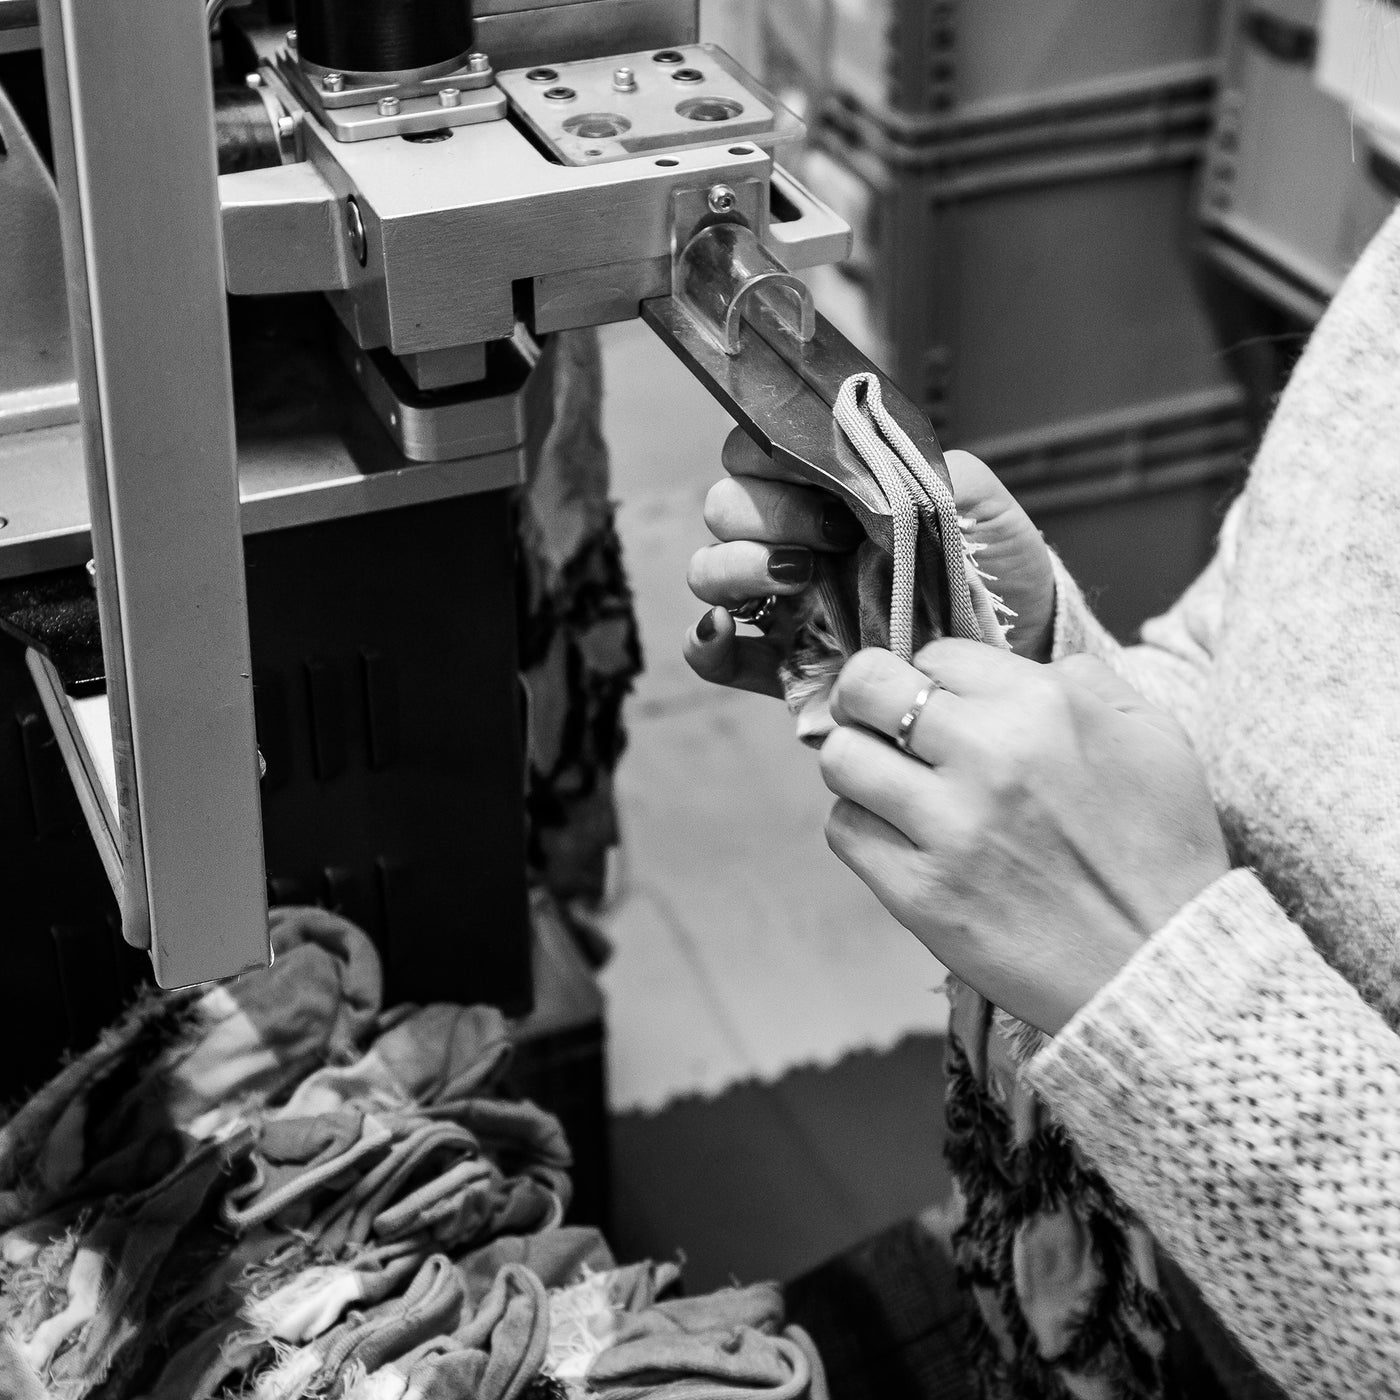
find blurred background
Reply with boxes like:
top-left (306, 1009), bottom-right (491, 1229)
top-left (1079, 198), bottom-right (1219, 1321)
top-left (598, 0), bottom-right (1398, 1291)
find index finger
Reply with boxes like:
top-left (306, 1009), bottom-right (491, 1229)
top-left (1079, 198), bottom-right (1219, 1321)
top-left (911, 636), bottom-right (1038, 698)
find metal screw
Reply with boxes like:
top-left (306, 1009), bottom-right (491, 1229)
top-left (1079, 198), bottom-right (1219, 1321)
top-left (245, 71), bottom-right (264, 88)
top-left (467, 52), bottom-right (490, 73)
top-left (276, 114), bottom-right (296, 140)
top-left (707, 184), bottom-right (737, 214)
top-left (612, 66), bottom-right (637, 92)
top-left (322, 71), bottom-right (345, 92)
top-left (286, 28), bottom-right (297, 48)
top-left (346, 197), bottom-right (367, 266)
top-left (438, 87), bottom-right (461, 108)
top-left (378, 95), bottom-right (401, 116)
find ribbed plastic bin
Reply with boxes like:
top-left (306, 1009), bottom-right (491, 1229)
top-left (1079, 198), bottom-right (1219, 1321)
top-left (765, 0), bottom-right (1222, 128)
top-left (800, 85), bottom-right (1243, 448)
top-left (1198, 0), bottom-right (1396, 323)
top-left (1001, 400), bottom-right (1250, 640)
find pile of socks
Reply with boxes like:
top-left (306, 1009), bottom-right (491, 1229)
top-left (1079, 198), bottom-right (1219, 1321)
top-left (0, 906), bottom-right (827, 1400)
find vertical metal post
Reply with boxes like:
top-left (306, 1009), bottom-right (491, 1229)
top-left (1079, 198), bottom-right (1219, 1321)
top-left (37, 0), bottom-right (270, 985)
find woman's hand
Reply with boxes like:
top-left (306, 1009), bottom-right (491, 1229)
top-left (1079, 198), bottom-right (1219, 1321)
top-left (684, 429), bottom-right (1058, 697)
top-left (820, 641), bottom-right (1230, 1034)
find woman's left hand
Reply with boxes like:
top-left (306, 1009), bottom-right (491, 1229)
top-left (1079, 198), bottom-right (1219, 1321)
top-left (821, 641), bottom-right (1231, 1034)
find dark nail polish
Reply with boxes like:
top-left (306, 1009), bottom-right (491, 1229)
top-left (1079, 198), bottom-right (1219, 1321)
top-left (696, 607), bottom-right (719, 642)
top-left (821, 501), bottom-right (864, 547)
top-left (768, 547), bottom-right (814, 584)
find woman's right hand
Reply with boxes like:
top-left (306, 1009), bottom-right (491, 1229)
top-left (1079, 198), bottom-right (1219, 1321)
top-left (684, 428), bottom-right (1060, 697)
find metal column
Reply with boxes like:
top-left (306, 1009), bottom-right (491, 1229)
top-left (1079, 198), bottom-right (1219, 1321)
top-left (36, 0), bottom-right (270, 984)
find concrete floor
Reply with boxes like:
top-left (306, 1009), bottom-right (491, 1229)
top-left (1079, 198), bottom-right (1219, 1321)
top-left (596, 318), bottom-right (953, 1288)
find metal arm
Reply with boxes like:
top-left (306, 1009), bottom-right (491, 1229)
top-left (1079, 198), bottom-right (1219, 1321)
top-left (36, 0), bottom-right (270, 985)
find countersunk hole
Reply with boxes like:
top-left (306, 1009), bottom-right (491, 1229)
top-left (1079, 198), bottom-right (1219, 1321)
top-left (728, 145), bottom-right (752, 155)
top-left (585, 148), bottom-right (603, 156)
top-left (402, 128), bottom-right (453, 143)
top-left (563, 112), bottom-right (631, 139)
top-left (672, 67), bottom-right (705, 83)
top-left (677, 96), bottom-right (743, 122)
top-left (655, 157), bottom-right (679, 166)
top-left (527, 67), bottom-right (559, 82)
top-left (652, 49), bottom-right (685, 64)
top-left (544, 85), bottom-right (577, 102)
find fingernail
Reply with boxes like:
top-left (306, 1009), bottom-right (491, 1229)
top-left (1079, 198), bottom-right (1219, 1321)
top-left (821, 502), bottom-right (864, 547)
top-left (696, 607), bottom-right (719, 643)
top-left (767, 547), bottom-right (813, 584)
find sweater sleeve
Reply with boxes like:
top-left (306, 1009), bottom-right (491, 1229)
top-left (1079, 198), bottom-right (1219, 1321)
top-left (1024, 869), bottom-right (1400, 1400)
top-left (1046, 493), bottom-right (1245, 740)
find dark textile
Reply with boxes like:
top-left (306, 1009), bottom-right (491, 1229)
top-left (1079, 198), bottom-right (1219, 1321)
top-left (785, 1218), bottom-right (979, 1400)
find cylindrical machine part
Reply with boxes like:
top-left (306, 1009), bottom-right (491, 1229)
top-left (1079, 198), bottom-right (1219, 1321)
top-left (214, 86), bottom-right (286, 174)
top-left (292, 0), bottom-right (472, 77)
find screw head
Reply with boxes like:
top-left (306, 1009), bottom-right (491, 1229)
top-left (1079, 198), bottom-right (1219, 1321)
top-left (707, 184), bottom-right (738, 214)
top-left (286, 28), bottom-right (297, 48)
top-left (245, 71), bottom-right (264, 88)
top-left (276, 114), bottom-right (296, 140)
top-left (438, 86), bottom-right (461, 108)
top-left (612, 66), bottom-right (638, 92)
top-left (346, 197), bottom-right (368, 266)
top-left (377, 95), bottom-right (401, 116)
top-left (322, 71), bottom-right (345, 92)
top-left (467, 52), bottom-right (490, 73)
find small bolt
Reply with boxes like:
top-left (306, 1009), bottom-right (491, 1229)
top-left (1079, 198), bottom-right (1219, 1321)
top-left (322, 71), bottom-right (345, 92)
top-left (438, 87), bottom-right (461, 108)
top-left (286, 28), bottom-right (297, 48)
top-left (468, 52), bottom-right (490, 73)
top-left (707, 183), bottom-right (737, 214)
top-left (612, 66), bottom-right (637, 92)
top-left (245, 71), bottom-right (264, 88)
top-left (378, 95), bottom-right (401, 116)
top-left (276, 114), bottom-right (296, 140)
top-left (346, 197), bottom-right (367, 267)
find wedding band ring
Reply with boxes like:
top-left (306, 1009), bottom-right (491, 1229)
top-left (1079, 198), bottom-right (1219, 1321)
top-left (896, 683), bottom-right (937, 755)
top-left (730, 594), bottom-right (780, 629)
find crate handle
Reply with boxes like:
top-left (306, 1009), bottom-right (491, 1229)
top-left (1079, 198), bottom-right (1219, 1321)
top-left (1241, 9), bottom-right (1317, 66)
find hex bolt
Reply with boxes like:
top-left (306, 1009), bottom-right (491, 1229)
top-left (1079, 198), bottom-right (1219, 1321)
top-left (346, 197), bottom-right (368, 267)
top-left (468, 52), bottom-right (490, 73)
top-left (276, 114), bottom-right (296, 140)
top-left (707, 183), bottom-right (738, 214)
top-left (438, 86), bottom-right (461, 108)
top-left (612, 66), bottom-right (638, 93)
top-left (378, 95), bottom-right (401, 116)
top-left (322, 71), bottom-right (345, 93)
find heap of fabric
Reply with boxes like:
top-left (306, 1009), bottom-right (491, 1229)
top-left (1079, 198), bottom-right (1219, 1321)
top-left (0, 906), bottom-right (828, 1400)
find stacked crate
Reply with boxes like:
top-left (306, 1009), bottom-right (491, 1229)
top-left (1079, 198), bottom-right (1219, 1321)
top-left (1198, 0), bottom-right (1397, 324)
top-left (766, 0), bottom-right (1255, 638)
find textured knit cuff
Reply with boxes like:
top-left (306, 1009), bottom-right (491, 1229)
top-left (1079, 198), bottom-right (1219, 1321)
top-left (1025, 868), bottom-right (1293, 1111)
top-left (1048, 549), bottom-right (1122, 664)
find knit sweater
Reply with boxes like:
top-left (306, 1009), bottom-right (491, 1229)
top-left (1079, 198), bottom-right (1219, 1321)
top-left (1021, 207), bottom-right (1400, 1400)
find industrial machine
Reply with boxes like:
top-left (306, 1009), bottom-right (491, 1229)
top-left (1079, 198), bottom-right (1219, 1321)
top-left (1, 0), bottom-right (961, 1057)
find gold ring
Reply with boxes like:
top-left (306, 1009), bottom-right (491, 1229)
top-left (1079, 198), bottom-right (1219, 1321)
top-left (896, 683), bottom-right (936, 755)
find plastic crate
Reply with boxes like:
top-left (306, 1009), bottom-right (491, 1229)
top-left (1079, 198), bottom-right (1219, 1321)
top-left (765, 0), bottom-right (1222, 127)
top-left (800, 86), bottom-right (1243, 448)
top-left (998, 399), bottom-right (1250, 640)
top-left (1198, 0), bottom-right (1397, 322)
